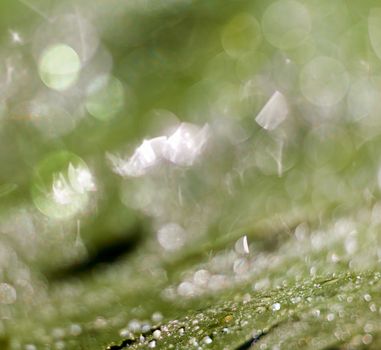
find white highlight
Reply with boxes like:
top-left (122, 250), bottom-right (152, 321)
top-left (108, 136), bottom-right (167, 177)
top-left (157, 223), bottom-right (187, 251)
top-left (108, 123), bottom-right (209, 177)
top-left (255, 91), bottom-right (288, 131)
top-left (68, 163), bottom-right (96, 194)
top-left (52, 173), bottom-right (76, 205)
top-left (52, 164), bottom-right (95, 205)
top-left (163, 123), bottom-right (209, 166)
top-left (243, 235), bottom-right (250, 254)
top-left (377, 166), bottom-right (381, 190)
top-left (9, 30), bottom-right (22, 44)
top-left (235, 235), bottom-right (250, 255)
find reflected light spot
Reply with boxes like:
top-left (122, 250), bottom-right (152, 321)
top-left (85, 75), bottom-right (124, 121)
top-left (255, 91), bottom-right (288, 131)
top-left (31, 151), bottom-right (95, 220)
top-left (262, 0), bottom-right (311, 50)
top-left (38, 44), bottom-right (81, 91)
top-left (157, 223), bottom-right (187, 251)
top-left (221, 13), bottom-right (262, 58)
top-left (300, 56), bottom-right (349, 107)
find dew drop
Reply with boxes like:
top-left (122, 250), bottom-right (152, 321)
top-left (271, 302), bottom-right (281, 311)
top-left (153, 330), bottom-right (161, 339)
top-left (152, 312), bottom-right (163, 323)
top-left (202, 335), bottom-right (213, 344)
top-left (157, 223), bottom-right (187, 251)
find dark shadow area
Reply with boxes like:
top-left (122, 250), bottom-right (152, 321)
top-left (46, 225), bottom-right (144, 282)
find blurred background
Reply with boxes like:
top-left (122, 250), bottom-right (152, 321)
top-left (1, 0), bottom-right (381, 349)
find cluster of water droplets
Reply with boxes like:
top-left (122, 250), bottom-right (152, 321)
top-left (2, 0), bottom-right (381, 348)
top-left (159, 204), bottom-right (381, 302)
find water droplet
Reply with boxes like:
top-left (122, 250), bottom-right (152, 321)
top-left (94, 317), bottom-right (108, 329)
top-left (54, 341), bottom-right (65, 350)
top-left (31, 151), bottom-right (94, 219)
top-left (177, 281), bottom-right (195, 297)
top-left (25, 345), bottom-right (37, 350)
top-left (271, 302), bottom-right (281, 311)
top-left (193, 269), bottom-right (211, 286)
top-left (119, 328), bottom-right (131, 338)
top-left (52, 328), bottom-right (65, 340)
top-left (151, 312), bottom-right (163, 323)
top-left (153, 330), bottom-right (161, 339)
top-left (141, 323), bottom-right (151, 333)
top-left (233, 258), bottom-right (249, 274)
top-left (362, 334), bottom-right (373, 345)
top-left (202, 336), bottom-right (213, 344)
top-left (128, 319), bottom-right (141, 332)
top-left (291, 296), bottom-right (301, 304)
top-left (69, 324), bottom-right (82, 337)
top-left (157, 223), bottom-right (187, 251)
top-left (235, 235), bottom-right (250, 255)
top-left (363, 294), bottom-right (372, 302)
top-left (312, 309), bottom-right (320, 317)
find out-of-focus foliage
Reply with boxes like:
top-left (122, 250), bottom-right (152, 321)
top-left (1, 0), bottom-right (381, 349)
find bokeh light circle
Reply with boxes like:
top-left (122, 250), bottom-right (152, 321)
top-left (300, 56), bottom-right (349, 107)
top-left (347, 78), bottom-right (377, 121)
top-left (31, 151), bottom-right (92, 220)
top-left (262, 0), bottom-right (311, 50)
top-left (221, 14), bottom-right (262, 58)
top-left (368, 8), bottom-right (381, 61)
top-left (85, 75), bottom-right (124, 121)
top-left (12, 99), bottom-right (77, 139)
top-left (38, 44), bottom-right (81, 91)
